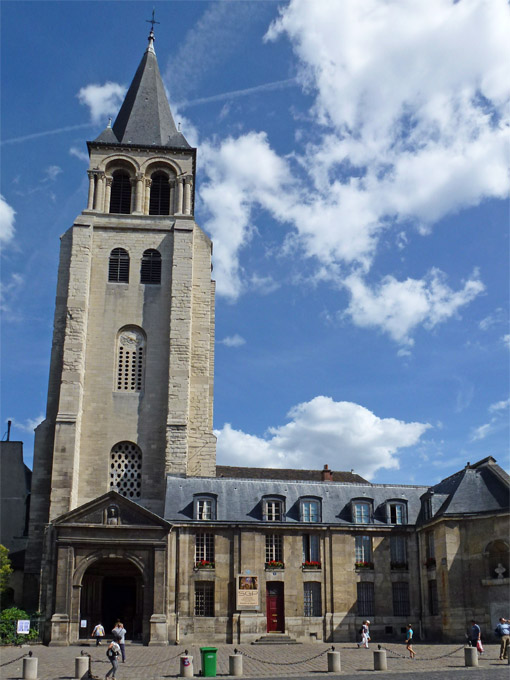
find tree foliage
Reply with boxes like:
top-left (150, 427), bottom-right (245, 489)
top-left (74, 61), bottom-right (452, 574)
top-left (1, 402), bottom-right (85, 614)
top-left (0, 545), bottom-right (12, 594)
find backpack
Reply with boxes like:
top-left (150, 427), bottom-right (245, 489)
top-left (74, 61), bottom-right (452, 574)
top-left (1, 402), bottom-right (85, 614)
top-left (107, 647), bottom-right (119, 659)
top-left (494, 626), bottom-right (502, 638)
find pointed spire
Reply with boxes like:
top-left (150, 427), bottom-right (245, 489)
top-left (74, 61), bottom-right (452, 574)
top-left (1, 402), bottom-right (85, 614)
top-left (94, 18), bottom-right (190, 149)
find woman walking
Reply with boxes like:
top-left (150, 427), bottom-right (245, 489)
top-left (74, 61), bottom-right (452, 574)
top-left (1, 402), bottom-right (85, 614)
top-left (406, 624), bottom-right (416, 658)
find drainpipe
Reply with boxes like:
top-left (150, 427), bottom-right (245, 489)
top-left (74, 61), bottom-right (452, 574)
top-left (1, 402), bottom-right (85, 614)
top-left (175, 528), bottom-right (180, 644)
top-left (416, 531), bottom-right (424, 640)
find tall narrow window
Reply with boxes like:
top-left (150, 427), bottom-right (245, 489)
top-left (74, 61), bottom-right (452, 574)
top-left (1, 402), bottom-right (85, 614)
top-left (195, 532), bottom-right (214, 566)
top-left (357, 582), bottom-right (374, 616)
top-left (110, 170), bottom-right (131, 214)
top-left (116, 327), bottom-right (145, 391)
top-left (264, 499), bottom-right (284, 522)
top-left (109, 248), bottom-right (129, 283)
top-left (195, 582), bottom-right (214, 616)
top-left (149, 172), bottom-right (170, 215)
top-left (302, 534), bottom-right (320, 563)
top-left (388, 503), bottom-right (406, 524)
top-left (110, 442), bottom-right (142, 498)
top-left (266, 534), bottom-right (283, 564)
top-left (304, 582), bottom-right (322, 617)
top-left (392, 582), bottom-right (410, 616)
top-left (140, 249), bottom-right (162, 284)
top-left (355, 535), bottom-right (372, 565)
top-left (194, 496), bottom-right (216, 520)
top-left (390, 535), bottom-right (408, 568)
top-left (301, 499), bottom-right (320, 523)
top-left (353, 502), bottom-right (371, 524)
top-left (428, 579), bottom-right (438, 615)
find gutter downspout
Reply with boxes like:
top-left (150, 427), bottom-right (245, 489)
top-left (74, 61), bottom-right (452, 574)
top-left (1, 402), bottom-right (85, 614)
top-left (416, 530), bottom-right (424, 640)
top-left (175, 527), bottom-right (180, 644)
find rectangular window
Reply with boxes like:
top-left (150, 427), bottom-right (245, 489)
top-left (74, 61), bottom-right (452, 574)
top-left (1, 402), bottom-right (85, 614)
top-left (265, 500), bottom-right (283, 522)
top-left (265, 534), bottom-right (283, 563)
top-left (392, 582), bottom-right (410, 616)
top-left (355, 535), bottom-right (372, 564)
top-left (304, 582), bottom-right (322, 617)
top-left (196, 499), bottom-right (213, 520)
top-left (426, 532), bottom-right (435, 559)
top-left (389, 503), bottom-right (406, 524)
top-left (301, 500), bottom-right (320, 523)
top-left (390, 535), bottom-right (407, 567)
top-left (354, 503), bottom-right (371, 524)
top-left (428, 579), bottom-right (438, 615)
top-left (302, 534), bottom-right (320, 563)
top-left (357, 582), bottom-right (374, 616)
top-left (195, 532), bottom-right (214, 565)
top-left (194, 582), bottom-right (214, 617)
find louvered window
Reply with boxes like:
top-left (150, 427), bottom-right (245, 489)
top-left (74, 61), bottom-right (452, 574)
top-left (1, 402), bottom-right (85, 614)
top-left (108, 248), bottom-right (130, 283)
top-left (110, 170), bottom-right (131, 214)
top-left (149, 172), bottom-right (170, 215)
top-left (109, 441), bottom-right (142, 498)
top-left (116, 327), bottom-right (145, 391)
top-left (140, 249), bottom-right (161, 284)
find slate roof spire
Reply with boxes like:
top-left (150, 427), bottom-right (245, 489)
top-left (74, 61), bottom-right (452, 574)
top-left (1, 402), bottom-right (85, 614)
top-left (94, 25), bottom-right (190, 149)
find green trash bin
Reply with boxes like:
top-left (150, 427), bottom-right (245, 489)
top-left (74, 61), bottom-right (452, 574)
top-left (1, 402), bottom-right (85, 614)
top-left (200, 646), bottom-right (218, 677)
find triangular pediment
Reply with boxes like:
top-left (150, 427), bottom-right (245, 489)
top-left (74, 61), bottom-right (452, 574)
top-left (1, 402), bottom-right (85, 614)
top-left (53, 491), bottom-right (171, 529)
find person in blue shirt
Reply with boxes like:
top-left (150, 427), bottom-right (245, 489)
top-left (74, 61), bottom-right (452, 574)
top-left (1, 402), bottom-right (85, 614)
top-left (405, 624), bottom-right (416, 658)
top-left (470, 619), bottom-right (482, 653)
top-left (495, 618), bottom-right (510, 660)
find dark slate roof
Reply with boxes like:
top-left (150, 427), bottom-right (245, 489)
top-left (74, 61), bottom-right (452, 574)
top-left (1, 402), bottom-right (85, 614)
top-left (216, 465), bottom-right (368, 484)
top-left (164, 475), bottom-right (427, 526)
top-left (93, 41), bottom-right (191, 149)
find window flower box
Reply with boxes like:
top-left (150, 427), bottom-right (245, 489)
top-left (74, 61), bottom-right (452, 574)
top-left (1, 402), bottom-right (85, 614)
top-left (355, 561), bottom-right (374, 570)
top-left (194, 560), bottom-right (215, 570)
top-left (390, 561), bottom-right (408, 570)
top-left (302, 561), bottom-right (322, 570)
top-left (265, 561), bottom-right (285, 570)
top-left (425, 557), bottom-right (436, 569)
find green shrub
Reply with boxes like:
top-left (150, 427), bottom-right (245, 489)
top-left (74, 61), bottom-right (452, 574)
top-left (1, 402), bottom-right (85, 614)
top-left (0, 607), bottom-right (39, 644)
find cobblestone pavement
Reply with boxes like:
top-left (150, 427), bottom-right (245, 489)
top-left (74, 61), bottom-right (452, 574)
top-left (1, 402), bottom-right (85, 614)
top-left (0, 642), bottom-right (508, 679)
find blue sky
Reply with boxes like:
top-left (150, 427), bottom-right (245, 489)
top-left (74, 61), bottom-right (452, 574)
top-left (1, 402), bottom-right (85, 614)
top-left (1, 0), bottom-right (508, 486)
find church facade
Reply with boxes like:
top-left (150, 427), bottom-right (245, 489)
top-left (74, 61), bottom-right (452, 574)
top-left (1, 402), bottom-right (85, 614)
top-left (23, 30), bottom-right (509, 647)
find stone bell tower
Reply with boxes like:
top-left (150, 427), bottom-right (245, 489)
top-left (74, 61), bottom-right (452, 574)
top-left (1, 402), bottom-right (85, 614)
top-left (25, 28), bottom-right (216, 607)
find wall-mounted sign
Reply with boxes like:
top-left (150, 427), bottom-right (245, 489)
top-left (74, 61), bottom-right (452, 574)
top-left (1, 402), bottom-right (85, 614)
top-left (17, 620), bottom-right (30, 634)
top-left (236, 574), bottom-right (259, 609)
top-left (80, 620), bottom-right (87, 628)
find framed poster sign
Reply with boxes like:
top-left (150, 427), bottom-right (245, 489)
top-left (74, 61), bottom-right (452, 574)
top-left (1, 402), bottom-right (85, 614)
top-left (236, 574), bottom-right (259, 610)
top-left (17, 620), bottom-right (30, 634)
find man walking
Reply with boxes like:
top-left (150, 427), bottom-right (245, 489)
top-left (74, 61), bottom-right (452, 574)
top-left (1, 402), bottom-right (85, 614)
top-left (495, 617), bottom-right (510, 660)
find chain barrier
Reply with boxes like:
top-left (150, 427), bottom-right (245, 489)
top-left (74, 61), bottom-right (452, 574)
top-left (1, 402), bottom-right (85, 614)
top-left (0, 652), bottom-right (29, 668)
top-left (377, 643), bottom-right (466, 661)
top-left (238, 646), bottom-right (331, 666)
top-left (87, 648), bottom-right (186, 674)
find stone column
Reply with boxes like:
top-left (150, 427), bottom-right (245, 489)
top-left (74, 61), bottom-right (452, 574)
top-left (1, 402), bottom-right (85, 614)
top-left (93, 172), bottom-right (105, 212)
top-left (144, 179), bottom-right (152, 215)
top-left (176, 177), bottom-right (184, 214)
top-left (130, 178), bottom-right (137, 214)
top-left (134, 173), bottom-right (144, 214)
top-left (169, 180), bottom-right (176, 215)
top-left (86, 172), bottom-right (95, 210)
top-left (104, 177), bottom-right (113, 214)
top-left (183, 176), bottom-right (193, 215)
top-left (149, 546), bottom-right (168, 645)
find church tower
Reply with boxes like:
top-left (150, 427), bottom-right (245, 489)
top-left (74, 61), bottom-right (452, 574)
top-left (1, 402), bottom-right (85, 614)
top-left (25, 28), bottom-right (216, 613)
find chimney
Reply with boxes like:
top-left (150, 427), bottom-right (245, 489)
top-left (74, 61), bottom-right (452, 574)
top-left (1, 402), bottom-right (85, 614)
top-left (321, 464), bottom-right (333, 482)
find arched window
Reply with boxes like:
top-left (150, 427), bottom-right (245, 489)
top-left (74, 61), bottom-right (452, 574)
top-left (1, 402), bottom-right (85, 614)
top-left (149, 172), bottom-right (170, 215)
top-left (110, 441), bottom-right (142, 498)
top-left (485, 540), bottom-right (509, 579)
top-left (108, 248), bottom-right (130, 283)
top-left (116, 327), bottom-right (145, 391)
top-left (110, 170), bottom-right (132, 214)
top-left (140, 249), bottom-right (162, 284)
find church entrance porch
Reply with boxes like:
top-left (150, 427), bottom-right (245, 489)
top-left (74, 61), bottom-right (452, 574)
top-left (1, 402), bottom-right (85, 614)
top-left (79, 558), bottom-right (143, 641)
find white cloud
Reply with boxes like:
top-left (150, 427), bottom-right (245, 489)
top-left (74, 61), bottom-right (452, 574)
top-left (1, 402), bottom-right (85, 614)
top-left (216, 395), bottom-right (430, 479)
top-left (0, 195), bottom-right (16, 245)
top-left (0, 273), bottom-right (24, 320)
top-left (43, 165), bottom-right (62, 182)
top-left (219, 334), bottom-right (246, 348)
top-left (77, 82), bottom-right (126, 125)
top-left (489, 398), bottom-right (510, 413)
top-left (503, 334), bottom-right (510, 348)
top-left (342, 269), bottom-right (485, 345)
top-left (69, 146), bottom-right (89, 163)
top-left (479, 308), bottom-right (506, 331)
top-left (470, 421), bottom-right (494, 442)
top-left (9, 414), bottom-right (44, 433)
top-left (470, 397), bottom-right (509, 441)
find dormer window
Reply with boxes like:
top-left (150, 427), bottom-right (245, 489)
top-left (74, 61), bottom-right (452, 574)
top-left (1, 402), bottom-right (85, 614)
top-left (353, 501), bottom-right (372, 524)
top-left (194, 495), bottom-right (216, 521)
top-left (387, 501), bottom-right (407, 525)
top-left (300, 499), bottom-right (321, 523)
top-left (263, 497), bottom-right (284, 522)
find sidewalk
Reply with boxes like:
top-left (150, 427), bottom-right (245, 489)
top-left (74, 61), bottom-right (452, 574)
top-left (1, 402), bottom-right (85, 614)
top-left (0, 641), bottom-right (507, 679)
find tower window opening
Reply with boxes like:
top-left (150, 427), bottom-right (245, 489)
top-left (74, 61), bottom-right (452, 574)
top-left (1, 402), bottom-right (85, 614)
top-left (140, 249), bottom-right (162, 284)
top-left (149, 172), bottom-right (170, 215)
top-left (110, 441), bottom-right (142, 498)
top-left (110, 170), bottom-right (132, 214)
top-left (116, 327), bottom-right (145, 391)
top-left (108, 248), bottom-right (130, 283)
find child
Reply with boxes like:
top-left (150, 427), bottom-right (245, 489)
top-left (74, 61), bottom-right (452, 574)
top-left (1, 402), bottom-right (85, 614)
top-left (406, 624), bottom-right (416, 658)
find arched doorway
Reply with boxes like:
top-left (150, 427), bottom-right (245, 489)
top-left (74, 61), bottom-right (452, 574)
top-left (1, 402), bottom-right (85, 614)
top-left (79, 558), bottom-right (144, 641)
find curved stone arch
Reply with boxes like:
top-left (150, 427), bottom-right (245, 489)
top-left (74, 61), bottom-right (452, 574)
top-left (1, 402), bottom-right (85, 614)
top-left (73, 548), bottom-right (148, 588)
top-left (483, 538), bottom-right (509, 579)
top-left (101, 154), bottom-right (140, 175)
top-left (142, 157), bottom-right (182, 177)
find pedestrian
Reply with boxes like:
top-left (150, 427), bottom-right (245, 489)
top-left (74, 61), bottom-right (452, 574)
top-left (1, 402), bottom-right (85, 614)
top-left (495, 617), bottom-right (510, 660)
top-left (405, 624), bottom-right (417, 658)
top-left (470, 619), bottom-right (483, 654)
top-left (105, 640), bottom-right (121, 678)
top-left (91, 622), bottom-right (104, 646)
top-left (112, 621), bottom-right (127, 662)
top-left (359, 620), bottom-right (370, 648)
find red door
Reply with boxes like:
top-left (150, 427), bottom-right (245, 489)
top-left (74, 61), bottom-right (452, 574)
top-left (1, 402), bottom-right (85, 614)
top-left (266, 582), bottom-right (284, 632)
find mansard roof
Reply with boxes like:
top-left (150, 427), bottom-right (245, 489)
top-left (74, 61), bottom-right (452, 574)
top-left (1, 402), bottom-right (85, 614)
top-left (93, 32), bottom-right (191, 150)
top-left (216, 464), bottom-right (368, 484)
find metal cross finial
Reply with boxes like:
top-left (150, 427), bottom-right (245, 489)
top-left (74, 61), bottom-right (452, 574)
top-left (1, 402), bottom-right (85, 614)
top-left (146, 8), bottom-right (160, 31)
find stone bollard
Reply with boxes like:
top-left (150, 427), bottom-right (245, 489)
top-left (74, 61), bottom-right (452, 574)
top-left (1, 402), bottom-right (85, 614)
top-left (464, 646), bottom-right (478, 667)
top-left (179, 653), bottom-right (194, 678)
top-left (373, 649), bottom-right (387, 671)
top-left (327, 649), bottom-right (341, 672)
top-left (22, 656), bottom-right (38, 680)
top-left (229, 652), bottom-right (243, 676)
top-left (74, 655), bottom-right (89, 680)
